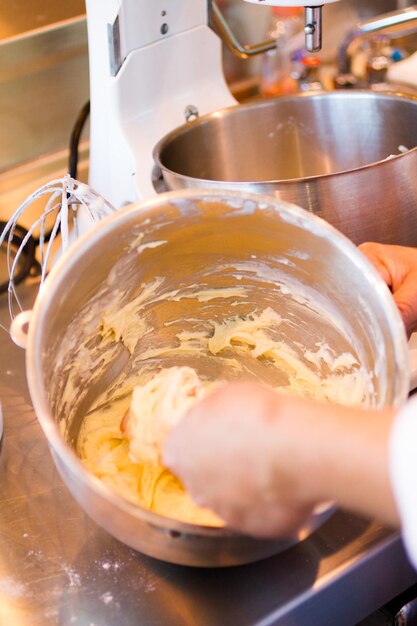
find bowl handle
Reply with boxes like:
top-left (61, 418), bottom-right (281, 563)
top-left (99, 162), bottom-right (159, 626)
top-left (10, 310), bottom-right (32, 349)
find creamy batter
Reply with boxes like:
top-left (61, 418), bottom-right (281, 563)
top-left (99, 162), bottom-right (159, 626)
top-left (78, 301), bottom-right (373, 527)
top-left (125, 366), bottom-right (208, 466)
top-left (78, 391), bottom-right (222, 526)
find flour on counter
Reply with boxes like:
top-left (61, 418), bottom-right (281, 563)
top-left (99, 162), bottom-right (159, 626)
top-left (101, 591), bottom-right (113, 605)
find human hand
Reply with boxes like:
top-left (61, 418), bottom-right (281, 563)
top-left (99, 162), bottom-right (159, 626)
top-left (164, 380), bottom-right (398, 537)
top-left (163, 381), bottom-right (318, 538)
top-left (359, 242), bottom-right (417, 337)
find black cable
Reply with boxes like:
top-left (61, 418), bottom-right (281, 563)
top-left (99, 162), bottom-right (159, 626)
top-left (0, 222), bottom-right (36, 294)
top-left (28, 100), bottom-right (91, 247)
top-left (69, 100), bottom-right (90, 180)
top-left (0, 101), bottom-right (91, 294)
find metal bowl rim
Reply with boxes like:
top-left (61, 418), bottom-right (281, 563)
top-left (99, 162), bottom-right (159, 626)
top-left (153, 90), bottom-right (417, 185)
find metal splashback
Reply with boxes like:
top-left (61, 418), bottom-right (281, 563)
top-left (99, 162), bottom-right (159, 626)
top-left (0, 8), bottom-right (88, 173)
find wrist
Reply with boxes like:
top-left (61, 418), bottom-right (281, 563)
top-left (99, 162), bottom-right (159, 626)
top-left (269, 394), bottom-right (399, 526)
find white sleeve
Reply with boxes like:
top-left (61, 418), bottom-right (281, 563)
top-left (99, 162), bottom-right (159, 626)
top-left (389, 395), bottom-right (417, 568)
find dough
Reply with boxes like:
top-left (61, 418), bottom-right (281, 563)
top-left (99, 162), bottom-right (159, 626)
top-left (78, 391), bottom-right (222, 527)
top-left (125, 366), bottom-right (206, 465)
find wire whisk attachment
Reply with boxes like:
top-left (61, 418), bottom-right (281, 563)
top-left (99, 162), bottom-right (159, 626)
top-left (0, 175), bottom-right (116, 330)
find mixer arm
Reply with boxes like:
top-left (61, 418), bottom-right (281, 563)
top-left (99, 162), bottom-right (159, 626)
top-left (211, 1), bottom-right (330, 55)
top-left (210, 1), bottom-right (277, 59)
top-left (240, 0), bottom-right (341, 52)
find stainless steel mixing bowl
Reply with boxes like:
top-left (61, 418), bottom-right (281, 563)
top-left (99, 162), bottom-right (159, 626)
top-left (25, 190), bottom-right (409, 567)
top-left (153, 91), bottom-right (417, 246)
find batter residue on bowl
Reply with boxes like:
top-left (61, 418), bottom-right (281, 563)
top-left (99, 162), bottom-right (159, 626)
top-left (77, 294), bottom-right (374, 527)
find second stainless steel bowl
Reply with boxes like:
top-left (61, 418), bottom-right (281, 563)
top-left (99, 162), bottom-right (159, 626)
top-left (154, 91), bottom-right (417, 246)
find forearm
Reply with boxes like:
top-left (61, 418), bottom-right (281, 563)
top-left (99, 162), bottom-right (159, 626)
top-left (273, 398), bottom-right (400, 527)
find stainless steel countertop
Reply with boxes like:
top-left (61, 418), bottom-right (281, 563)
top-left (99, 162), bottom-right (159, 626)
top-left (0, 282), bottom-right (416, 626)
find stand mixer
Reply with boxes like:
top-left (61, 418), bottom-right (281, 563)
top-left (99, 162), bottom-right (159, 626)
top-left (1, 0), bottom-right (344, 331)
top-left (86, 0), bottom-right (340, 208)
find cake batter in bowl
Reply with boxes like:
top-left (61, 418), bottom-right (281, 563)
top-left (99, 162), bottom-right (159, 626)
top-left (23, 190), bottom-right (409, 566)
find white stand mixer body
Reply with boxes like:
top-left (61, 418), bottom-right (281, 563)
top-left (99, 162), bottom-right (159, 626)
top-left (85, 0), bottom-right (237, 208)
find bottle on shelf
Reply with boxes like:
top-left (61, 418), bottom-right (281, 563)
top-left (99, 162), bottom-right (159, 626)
top-left (260, 7), bottom-right (304, 97)
top-left (299, 55), bottom-right (323, 92)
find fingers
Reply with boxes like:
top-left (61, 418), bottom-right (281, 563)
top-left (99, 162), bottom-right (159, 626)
top-left (163, 382), bottom-right (261, 498)
top-left (359, 242), bottom-right (417, 336)
top-left (214, 499), bottom-right (315, 539)
top-left (359, 242), bottom-right (393, 287)
top-left (163, 382), bottom-right (317, 539)
top-left (392, 283), bottom-right (417, 337)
